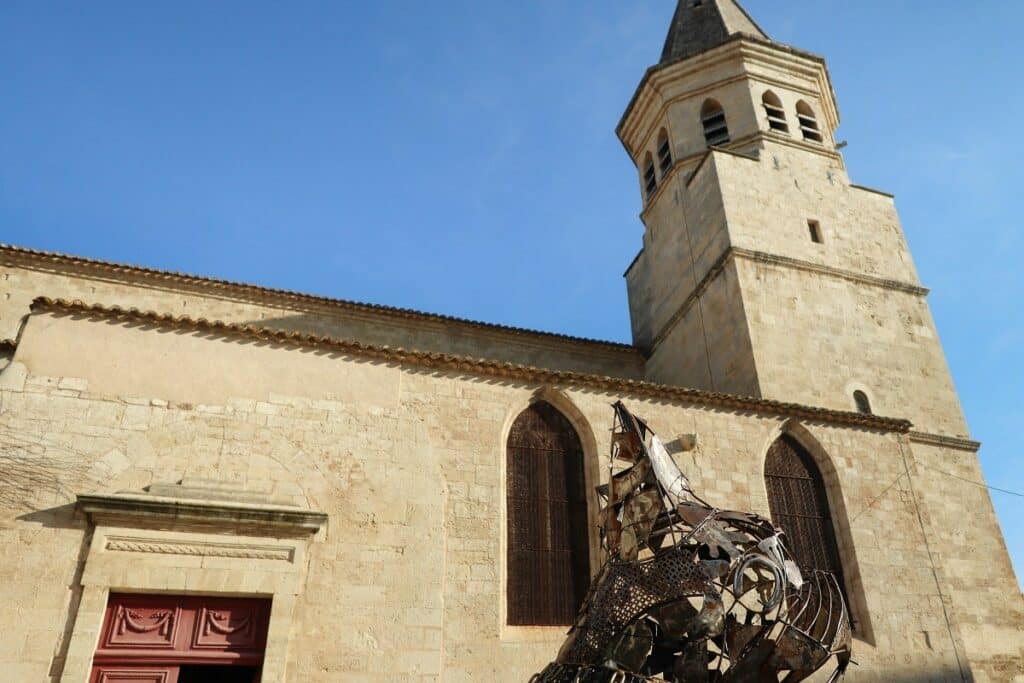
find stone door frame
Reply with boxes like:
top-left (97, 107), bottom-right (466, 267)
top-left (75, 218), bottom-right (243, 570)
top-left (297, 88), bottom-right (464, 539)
top-left (61, 492), bottom-right (326, 683)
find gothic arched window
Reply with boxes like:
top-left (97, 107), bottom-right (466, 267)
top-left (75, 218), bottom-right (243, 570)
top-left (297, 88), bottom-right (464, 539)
top-left (762, 91), bottom-right (789, 133)
top-left (853, 390), bottom-right (872, 415)
top-left (765, 436), bottom-right (846, 583)
top-left (657, 129), bottom-right (673, 174)
top-left (701, 99), bottom-right (730, 147)
top-left (643, 152), bottom-right (658, 199)
top-left (796, 100), bottom-right (823, 143)
top-left (506, 401), bottom-right (590, 626)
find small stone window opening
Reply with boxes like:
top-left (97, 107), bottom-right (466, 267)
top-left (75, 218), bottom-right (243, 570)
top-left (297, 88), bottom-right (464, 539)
top-left (808, 219), bottom-right (823, 244)
top-left (853, 390), bottom-right (872, 415)
top-left (763, 91), bottom-right (789, 133)
top-left (797, 101), bottom-right (824, 143)
top-left (701, 100), bottom-right (730, 147)
top-left (657, 130), bottom-right (673, 174)
top-left (691, 0), bottom-right (705, 7)
top-left (643, 153), bottom-right (658, 199)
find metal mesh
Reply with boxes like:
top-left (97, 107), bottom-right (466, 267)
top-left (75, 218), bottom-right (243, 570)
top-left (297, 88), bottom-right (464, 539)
top-left (765, 436), bottom-right (847, 591)
top-left (557, 548), bottom-right (710, 665)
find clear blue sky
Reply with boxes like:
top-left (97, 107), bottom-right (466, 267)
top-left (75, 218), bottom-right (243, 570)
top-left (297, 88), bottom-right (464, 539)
top-left (2, 1), bottom-right (1021, 586)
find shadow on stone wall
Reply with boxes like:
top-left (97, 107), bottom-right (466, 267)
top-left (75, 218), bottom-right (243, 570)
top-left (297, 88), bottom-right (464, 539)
top-left (15, 503), bottom-right (92, 683)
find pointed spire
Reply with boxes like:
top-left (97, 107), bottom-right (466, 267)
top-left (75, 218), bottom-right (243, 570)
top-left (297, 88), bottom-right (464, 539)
top-left (660, 0), bottom-right (769, 65)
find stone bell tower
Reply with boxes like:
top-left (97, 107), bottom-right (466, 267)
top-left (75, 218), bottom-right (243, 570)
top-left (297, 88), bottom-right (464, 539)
top-left (621, 0), bottom-right (968, 438)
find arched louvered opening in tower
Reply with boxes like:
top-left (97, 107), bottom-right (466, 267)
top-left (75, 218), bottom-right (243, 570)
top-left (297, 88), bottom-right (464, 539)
top-left (642, 152), bottom-right (658, 199)
top-left (762, 91), bottom-right (789, 134)
top-left (506, 401), bottom-right (591, 626)
top-left (656, 129), bottom-right (673, 174)
top-left (796, 100), bottom-right (823, 143)
top-left (701, 99), bottom-right (730, 147)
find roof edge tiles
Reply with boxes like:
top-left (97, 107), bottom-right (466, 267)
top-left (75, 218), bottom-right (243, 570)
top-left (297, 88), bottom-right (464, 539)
top-left (0, 243), bottom-right (636, 353)
top-left (30, 296), bottom-right (914, 434)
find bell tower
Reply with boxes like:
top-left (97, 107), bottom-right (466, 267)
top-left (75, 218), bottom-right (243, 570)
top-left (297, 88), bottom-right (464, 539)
top-left (621, 0), bottom-right (967, 438)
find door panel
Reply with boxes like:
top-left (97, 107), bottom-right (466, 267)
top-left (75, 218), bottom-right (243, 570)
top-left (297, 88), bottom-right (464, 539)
top-left (92, 595), bottom-right (270, 683)
top-left (93, 667), bottom-right (178, 683)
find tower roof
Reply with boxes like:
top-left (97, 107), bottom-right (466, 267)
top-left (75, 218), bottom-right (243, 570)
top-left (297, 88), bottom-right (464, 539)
top-left (660, 0), bottom-right (769, 65)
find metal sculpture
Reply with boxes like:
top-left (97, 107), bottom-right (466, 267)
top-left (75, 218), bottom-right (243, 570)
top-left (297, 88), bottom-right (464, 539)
top-left (531, 402), bottom-right (852, 682)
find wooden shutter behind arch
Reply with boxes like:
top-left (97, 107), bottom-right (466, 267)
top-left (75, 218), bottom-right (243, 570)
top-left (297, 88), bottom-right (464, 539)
top-left (764, 435), bottom-right (846, 583)
top-left (506, 401), bottom-right (590, 625)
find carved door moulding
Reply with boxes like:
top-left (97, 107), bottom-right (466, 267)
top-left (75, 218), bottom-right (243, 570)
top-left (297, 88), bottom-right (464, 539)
top-left (59, 483), bottom-right (326, 683)
top-left (90, 594), bottom-right (270, 683)
top-left (103, 536), bottom-right (295, 562)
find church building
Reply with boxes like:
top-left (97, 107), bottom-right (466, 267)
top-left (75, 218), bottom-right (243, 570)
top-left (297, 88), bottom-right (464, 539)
top-left (1, 1), bottom-right (1021, 681)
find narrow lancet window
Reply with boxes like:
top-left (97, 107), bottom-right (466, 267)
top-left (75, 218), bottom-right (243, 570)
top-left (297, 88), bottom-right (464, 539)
top-left (507, 402), bottom-right (590, 625)
top-left (643, 153), bottom-right (658, 199)
top-left (657, 130), bottom-right (673, 174)
top-left (763, 91), bottom-right (789, 133)
top-left (797, 101), bottom-right (823, 143)
top-left (701, 99), bottom-right (730, 147)
top-left (853, 390), bottom-right (872, 414)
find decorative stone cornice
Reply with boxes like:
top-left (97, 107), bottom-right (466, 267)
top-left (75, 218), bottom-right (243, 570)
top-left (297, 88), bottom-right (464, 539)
top-left (908, 431), bottom-right (981, 453)
top-left (850, 183), bottom-right (895, 199)
top-left (36, 297), bottom-right (912, 433)
top-left (0, 243), bottom-right (636, 355)
top-left (77, 492), bottom-right (328, 537)
top-left (618, 35), bottom-right (836, 156)
top-left (732, 248), bottom-right (929, 296)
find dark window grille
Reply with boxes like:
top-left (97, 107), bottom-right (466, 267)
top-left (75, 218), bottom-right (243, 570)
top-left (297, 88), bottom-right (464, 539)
top-left (764, 436), bottom-right (847, 585)
top-left (507, 402), bottom-right (590, 626)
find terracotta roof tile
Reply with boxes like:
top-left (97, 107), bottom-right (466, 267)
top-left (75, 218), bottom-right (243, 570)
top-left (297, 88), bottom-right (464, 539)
top-left (1, 243), bottom-right (637, 353)
top-left (30, 297), bottom-right (913, 434)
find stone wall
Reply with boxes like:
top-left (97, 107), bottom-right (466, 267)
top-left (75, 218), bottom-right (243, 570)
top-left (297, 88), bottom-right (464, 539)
top-left (907, 436), bottom-right (1024, 681)
top-left (0, 309), bottom-right (1003, 682)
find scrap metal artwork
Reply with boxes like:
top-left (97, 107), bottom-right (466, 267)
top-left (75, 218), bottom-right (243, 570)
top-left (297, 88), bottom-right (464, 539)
top-left (531, 402), bottom-right (851, 682)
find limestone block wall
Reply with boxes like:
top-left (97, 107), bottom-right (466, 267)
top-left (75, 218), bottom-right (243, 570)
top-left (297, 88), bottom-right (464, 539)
top-left (643, 258), bottom-right (759, 398)
top-left (734, 258), bottom-right (969, 438)
top-left (0, 308), bottom-right (1007, 682)
top-left (0, 248), bottom-right (644, 380)
top-left (627, 151), bottom-right (761, 398)
top-left (907, 437), bottom-right (1024, 681)
top-left (714, 143), bottom-right (919, 287)
top-left (626, 150), bottom-right (731, 349)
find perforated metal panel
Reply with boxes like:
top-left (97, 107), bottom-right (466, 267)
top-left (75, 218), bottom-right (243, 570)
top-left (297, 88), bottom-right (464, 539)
top-left (764, 436), bottom-right (845, 582)
top-left (507, 401), bottom-right (590, 625)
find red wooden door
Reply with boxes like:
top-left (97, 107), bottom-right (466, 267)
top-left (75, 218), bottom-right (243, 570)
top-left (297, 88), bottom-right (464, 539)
top-left (90, 595), bottom-right (270, 683)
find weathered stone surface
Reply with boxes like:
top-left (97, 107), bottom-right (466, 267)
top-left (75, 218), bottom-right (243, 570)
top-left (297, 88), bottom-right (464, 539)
top-left (0, 309), bottom-right (1019, 681)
